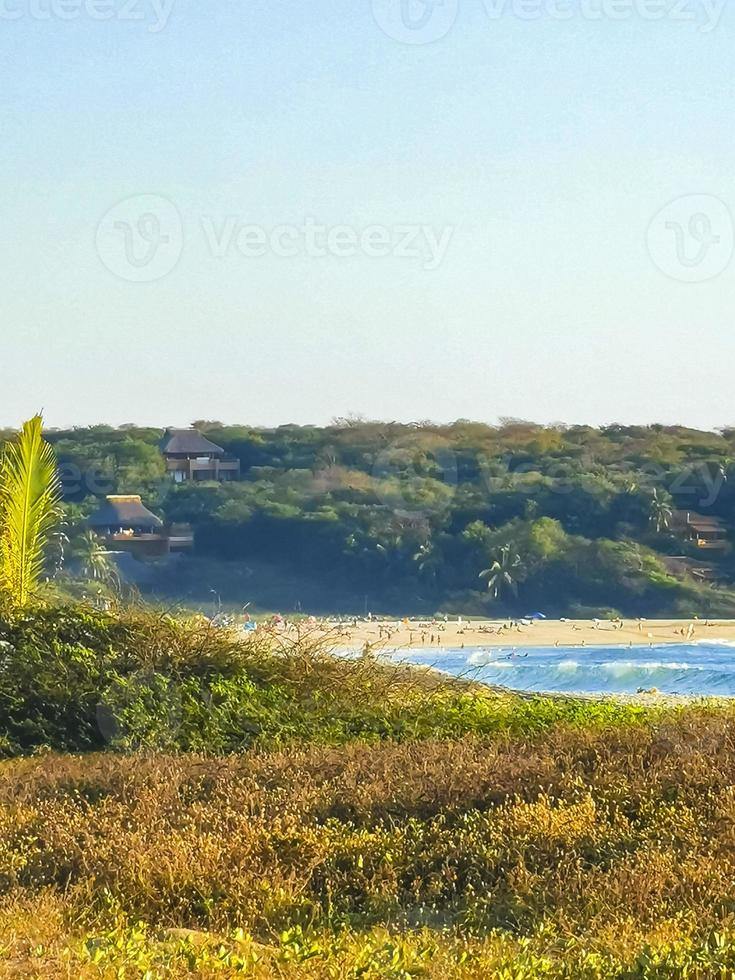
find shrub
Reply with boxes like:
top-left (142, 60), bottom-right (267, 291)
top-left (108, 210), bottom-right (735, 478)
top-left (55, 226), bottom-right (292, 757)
top-left (1, 602), bottom-right (734, 977)
top-left (0, 602), bottom-right (661, 757)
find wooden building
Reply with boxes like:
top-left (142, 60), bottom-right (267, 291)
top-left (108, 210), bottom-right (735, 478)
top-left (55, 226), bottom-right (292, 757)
top-left (160, 428), bottom-right (240, 483)
top-left (672, 510), bottom-right (729, 552)
top-left (87, 495), bottom-right (169, 558)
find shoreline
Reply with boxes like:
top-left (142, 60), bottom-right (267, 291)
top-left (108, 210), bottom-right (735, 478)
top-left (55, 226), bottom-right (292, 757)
top-left (323, 618), bottom-right (735, 652)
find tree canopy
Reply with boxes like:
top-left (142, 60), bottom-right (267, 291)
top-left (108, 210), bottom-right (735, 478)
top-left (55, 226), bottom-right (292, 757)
top-left (34, 419), bottom-right (735, 614)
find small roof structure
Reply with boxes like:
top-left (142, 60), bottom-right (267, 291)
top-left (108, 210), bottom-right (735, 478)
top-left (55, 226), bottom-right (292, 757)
top-left (686, 514), bottom-right (726, 532)
top-left (160, 428), bottom-right (225, 457)
top-left (672, 510), bottom-right (727, 533)
top-left (88, 495), bottom-right (163, 532)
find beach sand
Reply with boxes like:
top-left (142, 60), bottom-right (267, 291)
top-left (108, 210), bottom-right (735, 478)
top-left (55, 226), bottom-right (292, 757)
top-left (330, 618), bottom-right (735, 651)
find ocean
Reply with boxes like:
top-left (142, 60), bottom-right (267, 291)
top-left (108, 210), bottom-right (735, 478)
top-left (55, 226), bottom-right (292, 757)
top-left (389, 642), bottom-right (735, 696)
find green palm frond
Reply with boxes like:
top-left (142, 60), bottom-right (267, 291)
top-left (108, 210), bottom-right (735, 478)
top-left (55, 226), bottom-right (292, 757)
top-left (0, 415), bottom-right (62, 606)
top-left (73, 529), bottom-right (120, 588)
top-left (479, 544), bottom-right (523, 600)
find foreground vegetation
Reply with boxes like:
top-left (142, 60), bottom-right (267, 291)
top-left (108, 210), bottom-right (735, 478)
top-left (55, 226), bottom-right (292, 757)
top-left (0, 604), bottom-right (646, 757)
top-left (2, 603), bottom-right (735, 976)
top-left (7, 716), bottom-right (735, 978)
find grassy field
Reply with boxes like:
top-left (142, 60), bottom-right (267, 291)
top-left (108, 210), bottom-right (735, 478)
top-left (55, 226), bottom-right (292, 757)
top-left (2, 605), bottom-right (735, 977)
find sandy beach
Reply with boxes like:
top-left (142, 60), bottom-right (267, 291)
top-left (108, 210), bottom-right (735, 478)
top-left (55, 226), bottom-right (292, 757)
top-left (330, 618), bottom-right (735, 651)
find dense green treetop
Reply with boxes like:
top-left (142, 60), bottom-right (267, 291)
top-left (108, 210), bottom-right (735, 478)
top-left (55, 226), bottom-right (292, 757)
top-left (29, 420), bottom-right (735, 614)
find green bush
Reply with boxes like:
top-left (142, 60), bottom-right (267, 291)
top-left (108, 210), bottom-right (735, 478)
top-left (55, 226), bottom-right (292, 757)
top-left (0, 602), bottom-right (662, 757)
top-left (1, 603), bottom-right (735, 976)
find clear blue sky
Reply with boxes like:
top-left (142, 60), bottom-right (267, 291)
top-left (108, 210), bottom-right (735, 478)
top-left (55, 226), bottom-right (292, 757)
top-left (2, 0), bottom-right (734, 429)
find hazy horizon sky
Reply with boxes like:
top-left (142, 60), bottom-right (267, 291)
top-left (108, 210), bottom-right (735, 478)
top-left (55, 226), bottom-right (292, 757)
top-left (3, 0), bottom-right (734, 431)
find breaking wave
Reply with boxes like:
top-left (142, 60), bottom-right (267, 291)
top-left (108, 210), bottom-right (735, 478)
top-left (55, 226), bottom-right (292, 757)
top-left (396, 644), bottom-right (735, 696)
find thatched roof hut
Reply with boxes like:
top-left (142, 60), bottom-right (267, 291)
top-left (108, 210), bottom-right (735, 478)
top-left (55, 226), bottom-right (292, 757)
top-left (87, 495), bottom-right (163, 534)
top-left (160, 428), bottom-right (225, 458)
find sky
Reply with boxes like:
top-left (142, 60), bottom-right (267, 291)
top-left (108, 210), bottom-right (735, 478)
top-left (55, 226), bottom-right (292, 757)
top-left (2, 0), bottom-right (734, 430)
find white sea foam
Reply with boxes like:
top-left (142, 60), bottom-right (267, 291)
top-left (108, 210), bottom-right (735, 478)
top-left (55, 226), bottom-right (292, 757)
top-left (392, 642), bottom-right (735, 696)
top-left (599, 660), bottom-right (702, 674)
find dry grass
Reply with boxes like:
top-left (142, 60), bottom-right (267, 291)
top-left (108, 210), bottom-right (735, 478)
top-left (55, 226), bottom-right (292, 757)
top-left (2, 709), bottom-right (735, 975)
top-left (2, 604), bottom-right (735, 975)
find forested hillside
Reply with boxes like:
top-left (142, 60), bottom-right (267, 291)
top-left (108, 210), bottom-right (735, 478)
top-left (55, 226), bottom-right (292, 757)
top-left (34, 418), bottom-right (735, 615)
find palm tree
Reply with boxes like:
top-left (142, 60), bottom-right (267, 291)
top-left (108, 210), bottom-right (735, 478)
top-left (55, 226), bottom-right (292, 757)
top-left (374, 534), bottom-right (406, 580)
top-left (0, 415), bottom-right (62, 606)
top-left (479, 544), bottom-right (523, 600)
top-left (72, 530), bottom-right (120, 589)
top-left (413, 539), bottom-right (442, 588)
top-left (649, 488), bottom-right (673, 534)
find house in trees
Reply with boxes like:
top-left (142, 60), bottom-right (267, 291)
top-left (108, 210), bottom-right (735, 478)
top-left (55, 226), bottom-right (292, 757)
top-left (87, 495), bottom-right (170, 558)
top-left (672, 511), bottom-right (729, 552)
top-left (160, 428), bottom-right (240, 483)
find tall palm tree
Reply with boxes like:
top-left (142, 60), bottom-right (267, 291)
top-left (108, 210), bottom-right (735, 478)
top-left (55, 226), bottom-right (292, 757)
top-left (413, 539), bottom-right (442, 588)
top-left (374, 534), bottom-right (406, 580)
top-left (0, 415), bottom-right (62, 606)
top-left (72, 530), bottom-right (120, 589)
top-left (649, 488), bottom-right (673, 534)
top-left (479, 544), bottom-right (523, 600)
